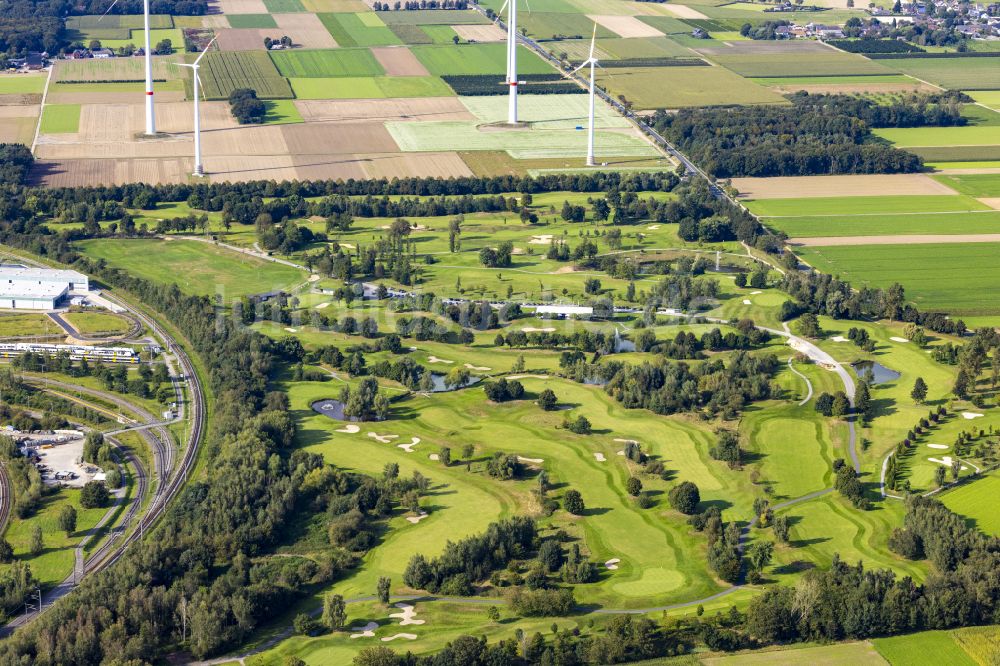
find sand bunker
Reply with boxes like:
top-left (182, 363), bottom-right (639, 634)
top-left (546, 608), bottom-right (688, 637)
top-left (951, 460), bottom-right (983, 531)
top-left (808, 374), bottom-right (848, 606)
top-left (927, 444), bottom-right (949, 450)
top-left (382, 633), bottom-right (417, 641)
top-left (593, 452), bottom-right (606, 462)
top-left (605, 558), bottom-right (621, 570)
top-left (830, 336), bottom-right (848, 343)
top-left (336, 424), bottom-right (361, 434)
top-left (406, 512), bottom-right (428, 524)
top-left (517, 456), bottom-right (544, 464)
top-left (390, 602), bottom-right (425, 626)
top-left (614, 438), bottom-right (638, 444)
top-left (284, 327), bottom-right (297, 332)
top-left (315, 302), bottom-right (330, 309)
top-left (350, 622), bottom-right (378, 638)
top-left (929, 455), bottom-right (969, 470)
top-left (963, 412), bottom-right (985, 420)
top-left (427, 356), bottom-right (453, 364)
top-left (509, 374), bottom-right (549, 380)
top-left (890, 337), bottom-right (909, 343)
top-left (646, 224), bottom-right (661, 230)
top-left (368, 432), bottom-right (399, 443)
top-left (742, 299), bottom-right (752, 305)
top-left (428, 453), bottom-right (440, 461)
top-left (522, 327), bottom-right (556, 333)
top-left (397, 437), bottom-right (420, 453)
top-left (529, 234), bottom-right (555, 245)
top-left (616, 450), bottom-right (625, 456)
top-left (465, 363), bottom-right (491, 371)
top-left (750, 291), bottom-right (763, 295)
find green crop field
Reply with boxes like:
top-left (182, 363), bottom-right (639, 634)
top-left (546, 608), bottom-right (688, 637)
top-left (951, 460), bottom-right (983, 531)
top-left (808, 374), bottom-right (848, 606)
top-left (746, 194), bottom-right (990, 218)
top-left (76, 238), bottom-right (308, 299)
top-left (387, 23), bottom-right (433, 44)
top-left (912, 145), bottom-right (1000, 163)
top-left (420, 25), bottom-right (459, 45)
top-left (596, 66), bottom-right (786, 108)
top-left (99, 28), bottom-right (184, 51)
top-left (65, 14), bottom-right (173, 29)
top-left (700, 641), bottom-right (888, 665)
top-left (972, 90), bottom-right (1000, 111)
top-left (752, 74), bottom-right (920, 86)
top-left (951, 625), bottom-right (1000, 664)
top-left (318, 12), bottom-right (402, 47)
top-left (637, 15), bottom-right (699, 34)
top-left (378, 9), bottom-right (491, 25)
top-left (874, 631), bottom-right (978, 666)
top-left (941, 472), bottom-right (1000, 536)
top-left (226, 14), bottom-right (277, 28)
top-left (874, 126), bottom-right (1000, 147)
top-left (934, 174), bottom-right (1000, 197)
top-left (270, 47), bottom-right (384, 77)
top-left (0, 74), bottom-right (46, 94)
top-left (520, 12), bottom-right (616, 40)
top-left (263, 0), bottom-right (306, 11)
top-left (412, 43), bottom-right (552, 76)
top-left (709, 52), bottom-right (894, 78)
top-left (53, 56), bottom-right (176, 83)
top-left (796, 242), bottom-right (1000, 315)
top-left (288, 75), bottom-right (452, 99)
top-left (597, 36), bottom-right (697, 60)
top-left (764, 211), bottom-right (1000, 238)
top-left (880, 57), bottom-right (1000, 90)
top-left (39, 104), bottom-right (81, 133)
top-left (262, 99), bottom-right (304, 124)
top-left (199, 51), bottom-right (294, 99)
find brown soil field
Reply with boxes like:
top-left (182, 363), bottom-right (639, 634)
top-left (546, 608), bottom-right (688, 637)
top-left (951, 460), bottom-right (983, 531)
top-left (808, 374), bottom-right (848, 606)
top-left (979, 198), bottom-right (1000, 210)
top-left (215, 28), bottom-right (272, 51)
top-left (934, 167), bottom-right (1000, 175)
top-left (34, 134), bottom-right (191, 159)
top-left (202, 15), bottom-right (230, 28)
top-left (656, 4), bottom-right (708, 19)
top-left (301, 0), bottom-right (367, 9)
top-left (733, 174), bottom-right (959, 199)
top-left (587, 15), bottom-right (664, 38)
top-left (292, 154), bottom-right (368, 181)
top-left (202, 124), bottom-right (290, 155)
top-left (293, 97), bottom-right (472, 123)
top-left (451, 24), bottom-right (506, 42)
top-left (31, 158), bottom-right (192, 187)
top-left (771, 82), bottom-right (936, 95)
top-left (49, 91), bottom-right (185, 104)
top-left (274, 13), bottom-right (339, 49)
top-left (215, 0), bottom-right (268, 14)
top-left (371, 47), bottom-right (430, 76)
top-left (0, 117), bottom-right (36, 144)
top-left (280, 122), bottom-right (400, 154)
top-left (695, 41), bottom-right (831, 56)
top-left (790, 233), bottom-right (1000, 247)
top-left (359, 151), bottom-right (472, 179)
top-left (0, 105), bottom-right (39, 118)
top-left (205, 155), bottom-right (299, 182)
top-left (0, 93), bottom-right (41, 105)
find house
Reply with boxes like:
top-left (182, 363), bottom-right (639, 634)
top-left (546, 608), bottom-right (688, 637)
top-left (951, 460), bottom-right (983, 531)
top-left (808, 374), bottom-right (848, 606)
top-left (92, 48), bottom-right (114, 58)
top-left (25, 52), bottom-right (44, 70)
top-left (808, 23), bottom-right (845, 38)
top-left (774, 25), bottom-right (793, 38)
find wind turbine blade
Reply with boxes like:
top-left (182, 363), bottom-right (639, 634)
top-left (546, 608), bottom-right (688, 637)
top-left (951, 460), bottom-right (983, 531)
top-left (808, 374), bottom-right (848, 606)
top-left (196, 72), bottom-right (207, 101)
top-left (194, 36), bottom-right (217, 65)
top-left (97, 0), bottom-right (120, 23)
top-left (589, 23), bottom-right (597, 60)
top-left (524, 0), bottom-right (531, 15)
top-left (498, 0), bottom-right (509, 17)
top-left (569, 61), bottom-right (588, 76)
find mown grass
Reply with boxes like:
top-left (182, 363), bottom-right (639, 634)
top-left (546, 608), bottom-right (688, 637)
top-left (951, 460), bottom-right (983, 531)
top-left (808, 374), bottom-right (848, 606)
top-left (287, 75), bottom-right (452, 99)
top-left (874, 630), bottom-right (978, 665)
top-left (199, 51), bottom-right (293, 100)
top-left (0, 74), bottom-right (47, 94)
top-left (0, 313), bottom-right (61, 337)
top-left (62, 311), bottom-right (132, 335)
top-left (39, 104), bottom-right (81, 134)
top-left (933, 173), bottom-right (1000, 198)
top-left (940, 471), bottom-right (1000, 536)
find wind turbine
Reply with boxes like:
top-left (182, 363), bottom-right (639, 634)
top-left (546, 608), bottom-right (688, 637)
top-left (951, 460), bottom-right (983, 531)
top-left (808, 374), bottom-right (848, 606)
top-left (570, 24), bottom-right (599, 166)
top-left (497, 0), bottom-right (527, 124)
top-left (100, 0), bottom-right (156, 135)
top-left (176, 38), bottom-right (216, 177)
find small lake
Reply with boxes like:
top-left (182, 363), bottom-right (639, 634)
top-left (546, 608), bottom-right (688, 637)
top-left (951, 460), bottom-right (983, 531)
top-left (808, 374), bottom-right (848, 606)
top-left (429, 373), bottom-right (481, 392)
top-left (852, 361), bottom-right (901, 385)
top-left (311, 399), bottom-right (355, 421)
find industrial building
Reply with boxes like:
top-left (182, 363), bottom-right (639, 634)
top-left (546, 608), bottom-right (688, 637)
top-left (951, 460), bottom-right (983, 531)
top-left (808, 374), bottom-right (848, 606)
top-left (0, 265), bottom-right (89, 310)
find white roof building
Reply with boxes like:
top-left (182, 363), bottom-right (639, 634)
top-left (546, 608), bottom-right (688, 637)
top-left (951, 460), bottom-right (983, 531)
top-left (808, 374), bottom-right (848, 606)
top-left (0, 265), bottom-right (89, 310)
top-left (535, 305), bottom-right (594, 317)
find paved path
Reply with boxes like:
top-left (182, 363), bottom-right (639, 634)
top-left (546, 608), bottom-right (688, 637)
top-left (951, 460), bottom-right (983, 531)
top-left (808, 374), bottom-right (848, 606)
top-left (786, 357), bottom-right (814, 406)
top-left (29, 66), bottom-right (53, 155)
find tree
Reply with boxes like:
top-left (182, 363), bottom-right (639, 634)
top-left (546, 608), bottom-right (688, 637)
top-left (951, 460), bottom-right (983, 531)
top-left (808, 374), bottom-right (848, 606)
top-left (324, 593), bottom-right (346, 631)
top-left (911, 377), bottom-right (928, 404)
top-left (797, 313), bottom-right (821, 338)
top-left (487, 605), bottom-right (500, 623)
top-left (29, 525), bottom-right (42, 556)
top-left (537, 388), bottom-right (557, 411)
top-left (293, 613), bottom-right (320, 636)
top-left (667, 481), bottom-right (700, 514)
top-left (565, 415), bottom-right (591, 434)
top-left (747, 541), bottom-right (774, 576)
top-left (354, 647), bottom-right (402, 666)
top-left (80, 481), bottom-right (110, 509)
top-left (58, 504), bottom-right (77, 536)
top-left (563, 489), bottom-right (584, 515)
top-left (935, 465), bottom-right (947, 488)
top-left (773, 514), bottom-right (789, 543)
top-left (626, 477), bottom-right (642, 497)
top-left (439, 446), bottom-right (451, 466)
top-left (377, 576), bottom-right (391, 605)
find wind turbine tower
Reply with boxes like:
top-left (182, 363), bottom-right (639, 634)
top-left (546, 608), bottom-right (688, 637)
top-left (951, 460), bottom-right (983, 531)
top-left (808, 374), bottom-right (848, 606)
top-left (498, 0), bottom-right (524, 124)
top-left (570, 25), bottom-right (599, 166)
top-left (142, 0), bottom-right (156, 134)
top-left (177, 38), bottom-right (216, 177)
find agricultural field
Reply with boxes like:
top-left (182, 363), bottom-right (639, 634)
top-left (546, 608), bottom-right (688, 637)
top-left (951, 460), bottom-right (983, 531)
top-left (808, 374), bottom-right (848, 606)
top-left (708, 52), bottom-right (893, 78)
top-left (874, 631), bottom-right (979, 666)
top-left (879, 56), bottom-right (1000, 90)
top-left (317, 12), bottom-right (402, 46)
top-left (270, 47), bottom-right (385, 77)
top-left (53, 57), bottom-right (177, 83)
top-left (412, 43), bottom-right (553, 76)
top-left (198, 51), bottom-right (295, 99)
top-left (0, 73), bottom-right (48, 94)
top-left (38, 104), bottom-right (81, 134)
top-left (596, 66), bottom-right (786, 108)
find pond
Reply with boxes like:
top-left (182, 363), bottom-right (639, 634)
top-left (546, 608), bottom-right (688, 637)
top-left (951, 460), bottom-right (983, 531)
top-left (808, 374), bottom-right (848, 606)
top-left (428, 373), bottom-right (482, 392)
top-left (852, 360), bottom-right (901, 385)
top-left (311, 399), bottom-right (355, 421)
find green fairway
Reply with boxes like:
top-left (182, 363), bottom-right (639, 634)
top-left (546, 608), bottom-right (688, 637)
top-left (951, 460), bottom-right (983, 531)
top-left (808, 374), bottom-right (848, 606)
top-left (874, 631), bottom-right (978, 666)
top-left (746, 195), bottom-right (990, 218)
top-left (412, 43), bottom-right (552, 76)
top-left (270, 48), bottom-right (385, 78)
top-left (797, 242), bottom-right (1000, 315)
top-left (880, 57), bottom-right (1000, 90)
top-left (743, 407), bottom-right (833, 500)
top-left (874, 126), bottom-right (1000, 147)
top-left (318, 12), bottom-right (402, 46)
top-left (288, 75), bottom-right (452, 99)
top-left (39, 104), bottom-right (81, 134)
top-left (764, 211), bottom-right (1000, 238)
top-left (0, 74), bottom-right (47, 94)
top-left (76, 238), bottom-right (308, 300)
top-left (941, 472), bottom-right (1000, 536)
top-left (596, 66), bottom-right (786, 109)
top-left (226, 14), bottom-right (277, 28)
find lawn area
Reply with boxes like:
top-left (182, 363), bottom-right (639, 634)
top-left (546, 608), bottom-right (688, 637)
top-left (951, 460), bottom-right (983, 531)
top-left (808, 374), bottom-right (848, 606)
top-left (746, 194), bottom-right (990, 217)
top-left (287, 75), bottom-right (452, 99)
top-left (940, 471), bottom-right (1000, 536)
top-left (317, 12), bottom-right (402, 47)
top-left (880, 57), bottom-right (1000, 90)
top-left (0, 313), bottom-right (61, 337)
top-left (700, 641), bottom-right (888, 665)
top-left (874, 630), bottom-right (978, 666)
top-left (39, 104), bottom-right (81, 134)
top-left (595, 66), bottom-right (786, 109)
top-left (75, 238), bottom-right (308, 300)
top-left (412, 43), bottom-right (552, 76)
top-left (764, 211), bottom-right (1000, 238)
top-left (262, 99), bottom-right (304, 125)
top-left (0, 74), bottom-right (46, 94)
top-left (972, 90), bottom-right (1000, 111)
top-left (874, 126), bottom-right (1000, 147)
top-left (1, 488), bottom-right (108, 588)
top-left (270, 47), bottom-right (384, 77)
top-left (796, 242), bottom-right (1000, 315)
top-left (62, 311), bottom-right (132, 335)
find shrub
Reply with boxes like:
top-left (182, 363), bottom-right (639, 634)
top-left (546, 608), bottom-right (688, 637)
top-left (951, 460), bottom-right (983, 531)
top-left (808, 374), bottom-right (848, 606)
top-left (668, 481), bottom-right (700, 515)
top-left (80, 481), bottom-right (110, 509)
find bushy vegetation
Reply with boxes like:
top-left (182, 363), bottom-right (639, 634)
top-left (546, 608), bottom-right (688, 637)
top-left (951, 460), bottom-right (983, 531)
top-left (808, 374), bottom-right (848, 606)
top-left (0, 144), bottom-right (34, 186)
top-left (229, 88), bottom-right (266, 125)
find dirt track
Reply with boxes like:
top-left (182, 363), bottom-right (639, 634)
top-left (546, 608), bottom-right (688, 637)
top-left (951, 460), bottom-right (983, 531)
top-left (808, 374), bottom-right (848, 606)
top-left (789, 233), bottom-right (1000, 247)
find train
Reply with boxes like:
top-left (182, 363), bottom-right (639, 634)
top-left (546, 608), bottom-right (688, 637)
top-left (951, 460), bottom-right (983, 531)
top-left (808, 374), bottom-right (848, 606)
top-left (0, 342), bottom-right (139, 364)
